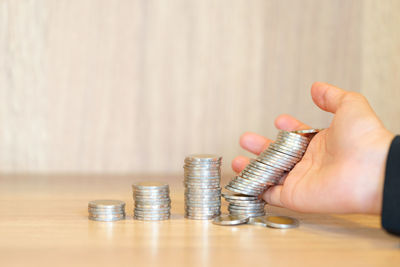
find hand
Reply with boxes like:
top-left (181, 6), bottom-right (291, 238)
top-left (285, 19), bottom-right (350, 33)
top-left (232, 82), bottom-right (394, 214)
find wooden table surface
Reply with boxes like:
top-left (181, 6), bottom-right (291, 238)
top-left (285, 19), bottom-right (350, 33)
top-left (0, 174), bottom-right (399, 267)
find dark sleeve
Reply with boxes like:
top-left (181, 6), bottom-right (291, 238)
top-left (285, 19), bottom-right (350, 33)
top-left (381, 135), bottom-right (400, 236)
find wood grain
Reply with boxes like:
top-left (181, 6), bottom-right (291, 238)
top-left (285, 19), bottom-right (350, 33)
top-left (0, 174), bottom-right (399, 267)
top-left (0, 0), bottom-right (399, 173)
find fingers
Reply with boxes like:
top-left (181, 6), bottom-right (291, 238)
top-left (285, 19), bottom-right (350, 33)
top-left (262, 185), bottom-right (284, 207)
top-left (239, 132), bottom-right (272, 155)
top-left (274, 114), bottom-right (311, 131)
top-left (231, 156), bottom-right (250, 173)
top-left (311, 82), bottom-right (347, 113)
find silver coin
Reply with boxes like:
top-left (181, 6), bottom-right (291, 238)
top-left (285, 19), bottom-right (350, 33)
top-left (230, 179), bottom-right (267, 193)
top-left (228, 204), bottom-right (264, 211)
top-left (185, 203), bottom-right (221, 208)
top-left (229, 203), bottom-right (265, 209)
top-left (185, 154), bottom-right (222, 162)
top-left (222, 192), bottom-right (259, 201)
top-left (226, 200), bottom-right (265, 206)
top-left (135, 203), bottom-right (171, 209)
top-left (134, 201), bottom-right (171, 206)
top-left (212, 214), bottom-right (249, 226)
top-left (242, 167), bottom-right (281, 179)
top-left (133, 217), bottom-right (170, 221)
top-left (185, 195), bottom-right (221, 200)
top-left (275, 133), bottom-right (310, 144)
top-left (239, 172), bottom-right (278, 185)
top-left (134, 210), bottom-right (170, 214)
top-left (258, 153), bottom-right (296, 166)
top-left (88, 207), bottom-right (125, 213)
top-left (88, 215), bottom-right (126, 220)
top-left (225, 185), bottom-right (259, 196)
top-left (261, 149), bottom-right (300, 164)
top-left (277, 131), bottom-right (310, 142)
top-left (256, 158), bottom-right (292, 171)
top-left (88, 210), bottom-right (125, 215)
top-left (184, 164), bottom-right (221, 169)
top-left (184, 215), bottom-right (219, 220)
top-left (274, 138), bottom-right (309, 149)
top-left (185, 209), bottom-right (221, 214)
top-left (88, 200), bottom-right (125, 209)
top-left (89, 216), bottom-right (125, 222)
top-left (132, 181), bottom-right (169, 189)
top-left (229, 211), bottom-right (265, 217)
top-left (232, 175), bottom-right (268, 187)
top-left (269, 144), bottom-right (304, 158)
top-left (184, 184), bottom-right (220, 189)
top-left (265, 215), bottom-right (299, 229)
top-left (248, 216), bottom-right (268, 226)
top-left (291, 128), bottom-right (322, 134)
top-left (227, 182), bottom-right (264, 195)
top-left (250, 160), bottom-right (285, 174)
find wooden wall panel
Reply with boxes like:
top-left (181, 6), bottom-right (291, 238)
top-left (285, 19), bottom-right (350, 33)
top-left (0, 0), bottom-right (398, 173)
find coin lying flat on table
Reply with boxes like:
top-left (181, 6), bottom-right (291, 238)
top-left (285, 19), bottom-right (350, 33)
top-left (248, 216), bottom-right (268, 227)
top-left (212, 214), bottom-right (249, 226)
top-left (265, 215), bottom-right (299, 229)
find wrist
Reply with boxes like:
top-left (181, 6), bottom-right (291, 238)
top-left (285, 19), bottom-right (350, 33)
top-left (359, 130), bottom-right (394, 214)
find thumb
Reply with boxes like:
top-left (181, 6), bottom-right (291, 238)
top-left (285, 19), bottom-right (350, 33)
top-left (311, 82), bottom-right (348, 114)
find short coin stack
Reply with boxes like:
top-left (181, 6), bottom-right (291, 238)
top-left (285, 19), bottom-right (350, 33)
top-left (132, 182), bottom-right (171, 221)
top-left (222, 191), bottom-right (266, 218)
top-left (184, 154), bottom-right (222, 220)
top-left (88, 200), bottom-right (126, 221)
top-left (226, 130), bottom-right (313, 196)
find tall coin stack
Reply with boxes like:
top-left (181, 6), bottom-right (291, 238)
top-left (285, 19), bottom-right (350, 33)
top-left (88, 200), bottom-right (126, 221)
top-left (184, 154), bottom-right (222, 220)
top-left (225, 130), bottom-right (313, 197)
top-left (222, 191), bottom-right (266, 218)
top-left (132, 182), bottom-right (171, 221)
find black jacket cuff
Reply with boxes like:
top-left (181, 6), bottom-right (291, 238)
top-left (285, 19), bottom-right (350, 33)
top-left (382, 135), bottom-right (400, 236)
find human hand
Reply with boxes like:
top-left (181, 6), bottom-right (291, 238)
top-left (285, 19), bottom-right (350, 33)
top-left (232, 82), bottom-right (394, 214)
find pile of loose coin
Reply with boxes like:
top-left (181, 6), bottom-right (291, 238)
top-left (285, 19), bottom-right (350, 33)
top-left (184, 154), bottom-right (222, 220)
top-left (88, 200), bottom-right (126, 221)
top-left (132, 182), bottom-right (171, 221)
top-left (212, 214), bottom-right (299, 228)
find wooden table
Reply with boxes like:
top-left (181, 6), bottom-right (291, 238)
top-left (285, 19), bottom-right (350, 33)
top-left (0, 174), bottom-right (399, 267)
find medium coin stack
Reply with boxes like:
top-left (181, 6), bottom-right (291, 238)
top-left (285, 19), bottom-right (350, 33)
top-left (88, 200), bottom-right (126, 221)
top-left (132, 182), bottom-right (171, 221)
top-left (222, 191), bottom-right (266, 218)
top-left (226, 130), bottom-right (314, 196)
top-left (184, 154), bottom-right (222, 220)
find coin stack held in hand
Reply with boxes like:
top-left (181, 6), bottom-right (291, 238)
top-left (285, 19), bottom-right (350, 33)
top-left (132, 182), bottom-right (171, 221)
top-left (225, 130), bottom-right (315, 197)
top-left (184, 154), bottom-right (222, 220)
top-left (88, 200), bottom-right (126, 221)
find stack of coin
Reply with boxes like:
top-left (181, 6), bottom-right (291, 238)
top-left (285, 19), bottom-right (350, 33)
top-left (184, 154), bottom-right (222, 220)
top-left (132, 182), bottom-right (171, 221)
top-left (222, 191), bottom-right (266, 218)
top-left (88, 200), bottom-right (126, 221)
top-left (225, 130), bottom-right (315, 196)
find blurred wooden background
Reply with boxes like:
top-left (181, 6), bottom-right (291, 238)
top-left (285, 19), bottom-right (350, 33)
top-left (0, 0), bottom-right (399, 174)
